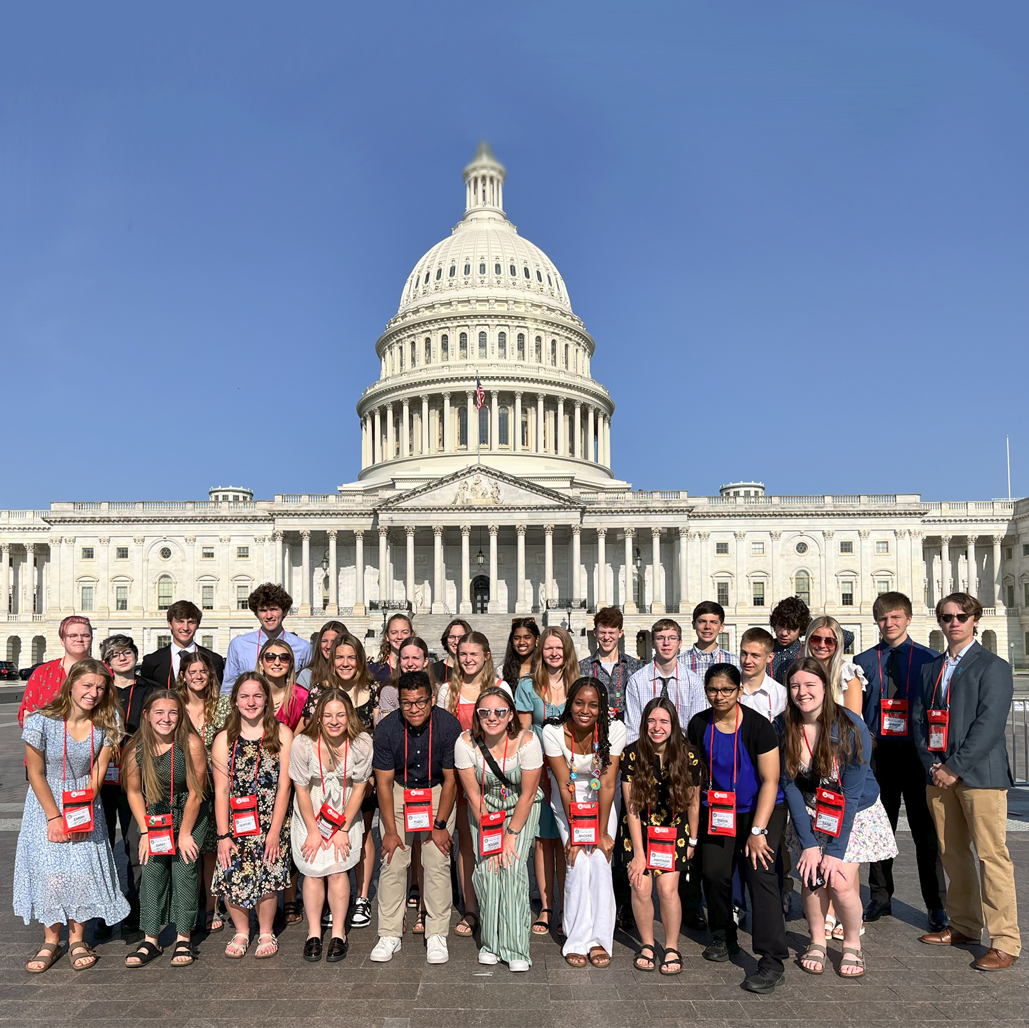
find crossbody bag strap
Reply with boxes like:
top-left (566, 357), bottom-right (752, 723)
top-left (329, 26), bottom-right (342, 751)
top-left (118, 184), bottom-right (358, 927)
top-left (476, 736), bottom-right (516, 791)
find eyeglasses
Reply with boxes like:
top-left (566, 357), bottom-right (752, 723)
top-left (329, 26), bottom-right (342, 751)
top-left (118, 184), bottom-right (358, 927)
top-left (477, 707), bottom-right (510, 720)
top-left (705, 686), bottom-right (738, 697)
top-left (400, 697), bottom-right (431, 710)
top-left (262, 653), bottom-right (291, 664)
top-left (109, 650), bottom-right (134, 660)
top-left (65, 634), bottom-right (92, 642)
top-left (940, 613), bottom-right (972, 624)
top-left (808, 635), bottom-right (837, 648)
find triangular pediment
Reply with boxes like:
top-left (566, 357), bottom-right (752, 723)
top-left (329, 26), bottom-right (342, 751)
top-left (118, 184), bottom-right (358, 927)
top-left (376, 466), bottom-right (580, 511)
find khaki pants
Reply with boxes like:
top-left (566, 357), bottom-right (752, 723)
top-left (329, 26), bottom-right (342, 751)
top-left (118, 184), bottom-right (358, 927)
top-left (376, 784), bottom-right (457, 939)
top-left (927, 784), bottom-right (1021, 956)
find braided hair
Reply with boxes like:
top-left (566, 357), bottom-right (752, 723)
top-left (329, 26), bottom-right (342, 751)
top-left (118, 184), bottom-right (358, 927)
top-left (546, 676), bottom-right (613, 776)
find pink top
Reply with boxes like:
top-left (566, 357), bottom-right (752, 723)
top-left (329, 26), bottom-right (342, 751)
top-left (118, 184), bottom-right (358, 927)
top-left (275, 684), bottom-right (310, 731)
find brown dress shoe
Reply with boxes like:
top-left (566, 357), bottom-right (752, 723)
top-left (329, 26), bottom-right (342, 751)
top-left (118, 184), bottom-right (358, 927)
top-left (920, 927), bottom-right (976, 946)
top-left (974, 948), bottom-right (1017, 971)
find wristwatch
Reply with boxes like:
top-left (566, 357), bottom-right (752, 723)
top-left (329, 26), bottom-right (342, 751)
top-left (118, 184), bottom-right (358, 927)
top-left (750, 826), bottom-right (768, 837)
top-left (505, 826), bottom-right (520, 836)
top-left (433, 818), bottom-right (448, 831)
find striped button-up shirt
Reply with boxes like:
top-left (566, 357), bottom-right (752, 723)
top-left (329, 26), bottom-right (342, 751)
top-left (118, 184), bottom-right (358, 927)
top-left (623, 660), bottom-right (707, 744)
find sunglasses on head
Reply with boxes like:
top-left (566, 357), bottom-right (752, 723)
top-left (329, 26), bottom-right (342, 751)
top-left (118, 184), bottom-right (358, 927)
top-left (511, 617), bottom-right (536, 627)
top-left (940, 612), bottom-right (972, 624)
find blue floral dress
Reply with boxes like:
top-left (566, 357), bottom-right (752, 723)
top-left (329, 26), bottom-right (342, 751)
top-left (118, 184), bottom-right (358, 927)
top-left (14, 714), bottom-right (130, 926)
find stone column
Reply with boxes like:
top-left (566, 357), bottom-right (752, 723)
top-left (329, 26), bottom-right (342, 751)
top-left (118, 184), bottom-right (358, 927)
top-left (134, 536), bottom-right (146, 615)
top-left (0, 543), bottom-right (9, 617)
top-left (442, 392), bottom-right (452, 453)
top-left (571, 525), bottom-right (582, 601)
top-left (733, 532), bottom-right (746, 612)
top-left (573, 402), bottom-right (582, 458)
top-left (23, 544), bottom-right (35, 615)
top-left (587, 406), bottom-right (595, 462)
top-left (401, 399), bottom-right (410, 457)
top-left (941, 535), bottom-right (952, 596)
top-left (911, 531), bottom-right (926, 612)
top-left (273, 532), bottom-right (283, 586)
top-left (432, 527), bottom-right (444, 614)
top-left (624, 528), bottom-right (637, 614)
top-left (378, 527), bottom-right (389, 603)
top-left (460, 525), bottom-right (472, 614)
top-left (421, 395), bottom-right (430, 455)
top-left (823, 530), bottom-right (835, 613)
top-left (353, 530), bottom-right (365, 615)
top-left (993, 535), bottom-right (1004, 608)
top-left (597, 528), bottom-right (608, 607)
top-left (536, 395), bottom-right (544, 454)
top-left (966, 535), bottom-right (978, 598)
top-left (488, 525), bottom-right (499, 612)
top-left (677, 527), bottom-right (689, 613)
top-left (769, 531), bottom-right (781, 606)
top-left (405, 527), bottom-right (416, 609)
top-left (491, 391), bottom-right (499, 451)
top-left (652, 528), bottom-right (664, 613)
top-left (557, 398), bottom-right (565, 456)
top-left (300, 531), bottom-right (311, 614)
top-left (96, 538), bottom-right (110, 616)
top-left (373, 408), bottom-right (382, 464)
top-left (386, 403), bottom-right (395, 460)
top-left (603, 415), bottom-right (611, 467)
top-left (327, 530), bottom-right (338, 614)
top-left (515, 525), bottom-right (528, 613)
top-left (514, 392), bottom-right (522, 452)
top-left (858, 529), bottom-right (871, 612)
top-left (544, 526), bottom-right (554, 604)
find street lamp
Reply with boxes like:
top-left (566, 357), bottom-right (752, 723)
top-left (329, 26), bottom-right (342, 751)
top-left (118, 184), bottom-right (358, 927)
top-left (633, 547), bottom-right (643, 610)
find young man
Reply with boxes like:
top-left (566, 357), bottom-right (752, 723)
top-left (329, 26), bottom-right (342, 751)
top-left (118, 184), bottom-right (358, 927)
top-left (578, 605), bottom-right (644, 717)
top-left (768, 596), bottom-right (810, 684)
top-left (737, 628), bottom-right (787, 721)
top-left (682, 601), bottom-right (740, 677)
top-left (913, 593), bottom-right (1020, 971)
top-left (855, 592), bottom-right (946, 931)
top-left (140, 600), bottom-right (225, 689)
top-left (220, 583), bottom-right (312, 695)
top-left (370, 671), bottom-right (461, 965)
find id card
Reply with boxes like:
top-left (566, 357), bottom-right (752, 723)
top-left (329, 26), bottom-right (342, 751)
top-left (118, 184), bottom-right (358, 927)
top-left (62, 788), bottom-right (94, 834)
top-left (928, 709), bottom-right (949, 752)
top-left (403, 788), bottom-right (433, 832)
top-left (569, 801), bottom-right (599, 845)
top-left (479, 810), bottom-right (506, 856)
top-left (317, 801), bottom-right (346, 840)
top-left (814, 786), bottom-right (845, 837)
top-left (880, 698), bottom-right (909, 737)
top-left (707, 789), bottom-right (736, 837)
top-left (646, 825), bottom-right (677, 870)
top-left (230, 794), bottom-right (260, 837)
top-left (104, 762), bottom-right (121, 785)
top-left (147, 813), bottom-right (176, 856)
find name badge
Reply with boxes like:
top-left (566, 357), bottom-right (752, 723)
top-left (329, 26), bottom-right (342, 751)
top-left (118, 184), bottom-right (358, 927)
top-left (104, 761), bottom-right (121, 785)
top-left (403, 788), bottom-right (433, 833)
top-left (62, 788), bottom-right (95, 834)
top-left (230, 794), bottom-right (260, 837)
top-left (479, 810), bottom-right (506, 856)
top-left (707, 789), bottom-right (736, 837)
top-left (646, 825), bottom-right (677, 870)
top-left (814, 786), bottom-right (845, 837)
top-left (317, 801), bottom-right (346, 840)
top-left (147, 813), bottom-right (176, 856)
top-left (569, 801), bottom-right (599, 845)
top-left (927, 709), bottom-right (949, 752)
top-left (880, 698), bottom-right (909, 737)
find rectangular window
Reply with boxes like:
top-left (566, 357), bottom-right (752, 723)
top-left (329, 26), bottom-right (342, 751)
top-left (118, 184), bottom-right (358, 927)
top-left (236, 546), bottom-right (249, 559)
top-left (839, 540), bottom-right (854, 554)
top-left (1005, 547), bottom-right (1012, 560)
top-left (81, 547), bottom-right (94, 560)
top-left (459, 332), bottom-right (468, 360)
top-left (844, 634), bottom-right (855, 655)
top-left (115, 586), bottom-right (128, 611)
top-left (521, 412), bottom-right (529, 448)
top-left (116, 546), bottom-right (129, 560)
top-left (715, 541), bottom-right (729, 555)
top-left (499, 408), bottom-right (509, 446)
top-left (201, 634), bottom-right (214, 650)
top-left (202, 547), bottom-right (214, 559)
top-left (202, 585), bottom-right (215, 610)
top-left (875, 540), bottom-right (889, 554)
top-left (752, 582), bottom-right (765, 606)
top-left (717, 632), bottom-right (730, 651)
top-left (157, 634), bottom-right (171, 650)
top-left (550, 339), bottom-right (557, 365)
top-left (157, 578), bottom-right (173, 610)
top-left (1023, 544), bottom-right (1029, 557)
top-left (876, 579), bottom-right (890, 594)
top-left (517, 333), bottom-right (525, 360)
top-left (534, 336), bottom-right (542, 362)
top-left (410, 340), bottom-right (417, 367)
top-left (1024, 582), bottom-right (1029, 607)
top-left (458, 407), bottom-right (468, 447)
top-left (716, 581), bottom-right (729, 607)
top-left (478, 331), bottom-right (487, 359)
top-left (81, 586), bottom-right (94, 611)
top-left (424, 337), bottom-right (431, 364)
top-left (751, 541), bottom-right (764, 555)
top-left (498, 331), bottom-right (506, 359)
top-left (841, 581), bottom-right (854, 606)
top-left (1006, 584), bottom-right (1014, 607)
top-left (237, 586), bottom-right (250, 610)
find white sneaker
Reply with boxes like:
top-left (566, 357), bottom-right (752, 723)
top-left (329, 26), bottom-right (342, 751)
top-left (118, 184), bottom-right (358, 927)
top-left (425, 934), bottom-right (449, 964)
top-left (508, 959), bottom-right (530, 972)
top-left (370, 936), bottom-right (402, 962)
top-left (478, 947), bottom-right (499, 965)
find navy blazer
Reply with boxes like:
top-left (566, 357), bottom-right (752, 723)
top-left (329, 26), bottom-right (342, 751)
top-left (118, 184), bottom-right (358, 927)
top-left (855, 637), bottom-right (938, 741)
top-left (911, 640), bottom-right (1013, 789)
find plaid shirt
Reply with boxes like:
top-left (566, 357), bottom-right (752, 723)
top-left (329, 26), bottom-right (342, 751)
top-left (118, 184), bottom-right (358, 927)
top-left (18, 658), bottom-right (66, 727)
top-left (578, 651), bottom-right (644, 714)
top-left (679, 646), bottom-right (740, 680)
top-left (623, 660), bottom-right (707, 744)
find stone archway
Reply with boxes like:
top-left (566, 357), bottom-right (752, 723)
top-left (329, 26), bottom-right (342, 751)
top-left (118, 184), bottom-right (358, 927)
top-left (472, 575), bottom-right (490, 614)
top-left (981, 629), bottom-right (997, 654)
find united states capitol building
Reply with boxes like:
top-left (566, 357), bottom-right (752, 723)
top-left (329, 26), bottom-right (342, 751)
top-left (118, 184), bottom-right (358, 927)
top-left (3, 145), bottom-right (1027, 667)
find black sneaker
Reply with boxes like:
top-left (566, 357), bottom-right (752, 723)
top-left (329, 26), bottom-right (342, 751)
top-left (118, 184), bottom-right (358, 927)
top-left (702, 938), bottom-right (740, 962)
top-left (742, 969), bottom-right (785, 994)
top-left (351, 897), bottom-right (372, 929)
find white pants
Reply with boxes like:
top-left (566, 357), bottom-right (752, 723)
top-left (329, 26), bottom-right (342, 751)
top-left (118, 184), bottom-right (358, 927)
top-left (549, 771), bottom-right (617, 956)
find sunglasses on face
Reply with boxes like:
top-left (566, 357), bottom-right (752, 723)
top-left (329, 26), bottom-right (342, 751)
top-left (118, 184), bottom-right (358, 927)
top-left (477, 707), bottom-right (510, 720)
top-left (808, 635), bottom-right (836, 648)
top-left (940, 613), bottom-right (972, 624)
top-left (262, 653), bottom-right (291, 664)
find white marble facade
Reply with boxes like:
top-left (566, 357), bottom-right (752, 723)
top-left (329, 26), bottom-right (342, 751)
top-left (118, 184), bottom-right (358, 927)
top-left (3, 146), bottom-right (1027, 666)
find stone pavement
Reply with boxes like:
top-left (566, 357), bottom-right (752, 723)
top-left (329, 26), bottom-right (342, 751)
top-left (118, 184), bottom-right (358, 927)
top-left (0, 716), bottom-right (1025, 1028)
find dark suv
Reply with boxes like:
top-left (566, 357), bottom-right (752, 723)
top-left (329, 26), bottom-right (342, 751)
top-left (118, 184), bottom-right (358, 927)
top-left (0, 660), bottom-right (20, 681)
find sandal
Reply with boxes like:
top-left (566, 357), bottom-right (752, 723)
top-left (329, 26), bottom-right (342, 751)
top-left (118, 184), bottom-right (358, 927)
top-left (206, 907), bottom-right (224, 933)
top-left (125, 940), bottom-right (164, 968)
top-left (411, 909), bottom-right (425, 935)
top-left (839, 946), bottom-right (865, 978)
top-left (799, 943), bottom-right (826, 975)
top-left (26, 942), bottom-right (62, 974)
top-left (282, 901), bottom-right (303, 925)
top-left (69, 941), bottom-right (97, 971)
top-left (832, 921), bottom-right (865, 941)
top-left (629, 942), bottom-right (654, 971)
top-left (454, 911), bottom-right (479, 937)
top-left (171, 940), bottom-right (196, 967)
top-left (531, 907), bottom-right (552, 935)
top-left (255, 932), bottom-right (278, 959)
top-left (588, 946), bottom-right (611, 968)
top-left (224, 932), bottom-right (250, 959)
top-left (659, 948), bottom-right (683, 976)
top-left (565, 952), bottom-right (588, 967)
top-left (407, 883), bottom-right (421, 908)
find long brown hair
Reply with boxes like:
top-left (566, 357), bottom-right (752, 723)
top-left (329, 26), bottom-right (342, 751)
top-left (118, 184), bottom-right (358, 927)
top-left (470, 685), bottom-right (519, 742)
top-left (627, 697), bottom-right (703, 816)
top-left (38, 658), bottom-right (121, 742)
top-left (175, 650), bottom-right (222, 726)
top-left (223, 672), bottom-right (283, 753)
top-left (532, 626), bottom-right (579, 701)
top-left (377, 612), bottom-right (413, 664)
top-left (304, 620), bottom-right (349, 688)
top-left (449, 632), bottom-right (497, 715)
top-left (301, 688), bottom-right (366, 745)
top-left (782, 657), bottom-right (860, 779)
top-left (330, 633), bottom-right (378, 698)
top-left (386, 636), bottom-right (436, 696)
top-left (257, 637), bottom-right (298, 717)
top-left (126, 690), bottom-right (207, 802)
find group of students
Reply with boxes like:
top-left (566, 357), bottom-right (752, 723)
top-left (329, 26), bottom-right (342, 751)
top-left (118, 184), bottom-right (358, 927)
top-left (13, 581), bottom-right (1020, 987)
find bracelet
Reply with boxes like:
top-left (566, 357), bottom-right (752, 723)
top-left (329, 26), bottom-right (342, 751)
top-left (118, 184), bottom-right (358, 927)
top-left (47, 815), bottom-right (61, 822)
top-left (688, 837), bottom-right (699, 847)
top-left (139, 831), bottom-right (148, 835)
top-left (217, 832), bottom-right (233, 841)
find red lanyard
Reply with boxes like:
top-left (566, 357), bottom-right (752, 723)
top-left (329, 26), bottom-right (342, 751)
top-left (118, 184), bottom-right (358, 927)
top-left (404, 713), bottom-right (433, 786)
top-left (652, 662), bottom-right (680, 722)
top-left (877, 643), bottom-right (915, 698)
top-left (63, 720), bottom-right (96, 783)
top-left (317, 736), bottom-right (349, 807)
top-left (230, 733), bottom-right (263, 793)
top-left (930, 663), bottom-right (949, 710)
top-left (707, 707), bottom-right (739, 792)
top-left (801, 728), bottom-right (839, 782)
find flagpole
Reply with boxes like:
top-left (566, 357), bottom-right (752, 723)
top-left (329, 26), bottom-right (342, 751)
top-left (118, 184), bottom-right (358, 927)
top-left (476, 369), bottom-right (481, 464)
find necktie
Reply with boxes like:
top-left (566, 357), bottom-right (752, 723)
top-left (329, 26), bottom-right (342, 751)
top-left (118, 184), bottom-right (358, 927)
top-left (656, 677), bottom-right (673, 699)
top-left (886, 649), bottom-right (902, 699)
top-left (178, 649), bottom-right (191, 662)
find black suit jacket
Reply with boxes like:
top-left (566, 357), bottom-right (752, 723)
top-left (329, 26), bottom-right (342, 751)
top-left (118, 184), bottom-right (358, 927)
top-left (141, 644), bottom-right (226, 690)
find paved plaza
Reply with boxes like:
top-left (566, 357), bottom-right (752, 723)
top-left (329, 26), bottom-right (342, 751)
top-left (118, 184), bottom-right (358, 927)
top-left (0, 715), bottom-right (1025, 1028)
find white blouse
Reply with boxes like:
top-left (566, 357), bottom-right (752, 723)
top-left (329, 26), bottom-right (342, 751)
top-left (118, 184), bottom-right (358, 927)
top-left (454, 731), bottom-right (543, 773)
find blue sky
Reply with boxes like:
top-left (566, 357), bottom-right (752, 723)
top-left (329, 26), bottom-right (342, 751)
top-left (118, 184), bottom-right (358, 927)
top-left (2, 1), bottom-right (1026, 506)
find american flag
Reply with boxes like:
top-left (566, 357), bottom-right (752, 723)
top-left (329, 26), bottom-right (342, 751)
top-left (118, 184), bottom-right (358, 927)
top-left (475, 377), bottom-right (485, 410)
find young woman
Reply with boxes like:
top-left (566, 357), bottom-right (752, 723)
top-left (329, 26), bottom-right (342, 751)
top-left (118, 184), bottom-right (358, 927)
top-left (379, 635), bottom-right (437, 718)
top-left (18, 615), bottom-right (94, 725)
top-left (804, 616), bottom-right (865, 714)
top-left (501, 617), bottom-right (540, 695)
top-left (782, 657), bottom-right (896, 979)
top-left (297, 620), bottom-right (348, 693)
top-left (211, 672), bottom-right (293, 959)
top-left (176, 651), bottom-right (232, 932)
top-left (621, 697), bottom-right (702, 975)
top-left (686, 664), bottom-right (790, 994)
top-left (368, 612), bottom-right (413, 682)
top-left (455, 686), bottom-right (543, 971)
top-left (432, 617), bottom-right (472, 685)
top-left (257, 639), bottom-right (310, 731)
top-left (542, 677), bottom-right (626, 968)
top-left (123, 691), bottom-right (209, 967)
top-left (515, 625), bottom-right (577, 935)
top-left (16, 658), bottom-right (128, 972)
top-left (290, 689), bottom-right (373, 962)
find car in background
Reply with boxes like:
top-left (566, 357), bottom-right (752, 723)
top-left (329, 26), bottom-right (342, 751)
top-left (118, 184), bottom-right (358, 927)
top-left (19, 663), bottom-right (43, 681)
top-left (0, 661), bottom-right (21, 681)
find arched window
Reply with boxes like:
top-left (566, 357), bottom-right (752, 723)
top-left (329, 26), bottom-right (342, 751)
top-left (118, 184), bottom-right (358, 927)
top-left (795, 571), bottom-right (811, 606)
top-left (547, 274), bottom-right (552, 286)
top-left (478, 406), bottom-right (489, 447)
top-left (410, 340), bottom-right (417, 366)
top-left (435, 268), bottom-right (442, 281)
top-left (423, 271), bottom-right (430, 284)
top-left (399, 345), bottom-right (405, 370)
top-left (564, 343), bottom-right (570, 368)
top-left (441, 334), bottom-right (449, 360)
top-left (157, 575), bottom-right (174, 611)
top-left (424, 337), bottom-right (431, 365)
top-left (458, 407), bottom-right (468, 448)
top-left (479, 262), bottom-right (486, 275)
top-left (499, 407), bottom-right (509, 446)
top-left (536, 270), bottom-right (542, 282)
top-left (534, 336), bottom-right (542, 362)
top-left (521, 409), bottom-right (530, 447)
top-left (494, 263), bottom-right (501, 275)
top-left (478, 331), bottom-right (487, 359)
top-left (510, 264), bottom-right (516, 276)
top-left (449, 265), bottom-right (456, 278)
top-left (551, 339), bottom-right (557, 365)
top-left (459, 332), bottom-right (468, 360)
top-left (497, 331), bottom-right (506, 359)
top-left (517, 333), bottom-right (525, 359)
top-left (464, 262), bottom-right (470, 275)
top-left (523, 267), bottom-right (530, 279)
